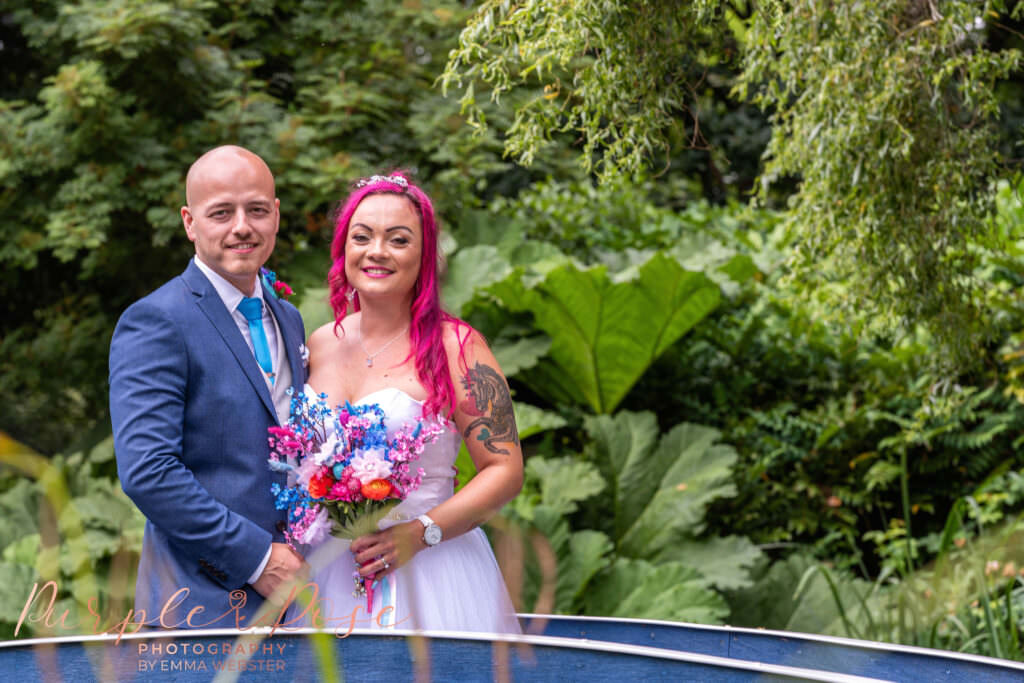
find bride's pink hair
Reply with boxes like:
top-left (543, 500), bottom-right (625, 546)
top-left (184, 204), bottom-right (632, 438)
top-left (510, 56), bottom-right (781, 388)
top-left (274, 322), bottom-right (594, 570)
top-left (327, 172), bottom-right (469, 419)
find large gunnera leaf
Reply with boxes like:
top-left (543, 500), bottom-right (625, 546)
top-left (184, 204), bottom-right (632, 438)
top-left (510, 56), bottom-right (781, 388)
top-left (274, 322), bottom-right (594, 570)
top-left (489, 251), bottom-right (720, 413)
top-left (443, 245), bottom-right (512, 315)
top-left (519, 505), bottom-right (613, 614)
top-left (657, 535), bottom-right (764, 592)
top-left (443, 241), bottom-right (567, 315)
top-left (584, 558), bottom-right (728, 624)
top-left (513, 402), bottom-right (567, 440)
top-left (585, 412), bottom-right (739, 548)
top-left (492, 336), bottom-right (551, 378)
top-left (506, 458), bottom-right (612, 613)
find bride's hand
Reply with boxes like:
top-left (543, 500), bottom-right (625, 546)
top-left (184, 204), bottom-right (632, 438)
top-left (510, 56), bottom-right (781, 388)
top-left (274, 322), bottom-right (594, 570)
top-left (351, 521), bottom-right (424, 579)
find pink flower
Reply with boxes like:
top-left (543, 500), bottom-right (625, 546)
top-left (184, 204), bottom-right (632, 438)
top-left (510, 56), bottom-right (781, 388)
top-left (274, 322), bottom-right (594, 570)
top-left (348, 448), bottom-right (392, 482)
top-left (328, 480), bottom-right (354, 501)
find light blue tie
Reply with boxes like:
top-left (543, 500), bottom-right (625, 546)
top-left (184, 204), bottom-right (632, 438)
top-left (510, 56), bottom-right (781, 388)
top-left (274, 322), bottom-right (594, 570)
top-left (238, 297), bottom-right (274, 385)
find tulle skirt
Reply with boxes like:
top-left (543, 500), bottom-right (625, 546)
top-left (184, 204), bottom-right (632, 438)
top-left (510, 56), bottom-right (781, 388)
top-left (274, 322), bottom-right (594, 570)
top-left (286, 530), bottom-right (521, 634)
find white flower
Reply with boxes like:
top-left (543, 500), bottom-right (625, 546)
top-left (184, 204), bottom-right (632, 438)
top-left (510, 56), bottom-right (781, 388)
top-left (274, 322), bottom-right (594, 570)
top-left (348, 448), bottom-right (392, 483)
top-left (295, 456), bottom-right (320, 489)
top-left (300, 507), bottom-right (331, 546)
top-left (312, 433), bottom-right (341, 466)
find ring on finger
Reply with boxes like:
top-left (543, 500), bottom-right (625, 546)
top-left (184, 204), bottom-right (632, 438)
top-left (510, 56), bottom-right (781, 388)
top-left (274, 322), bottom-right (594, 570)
top-left (381, 559), bottom-right (390, 570)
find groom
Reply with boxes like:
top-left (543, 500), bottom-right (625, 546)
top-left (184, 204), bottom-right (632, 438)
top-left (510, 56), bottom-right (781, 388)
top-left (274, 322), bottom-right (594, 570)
top-left (110, 145), bottom-right (308, 629)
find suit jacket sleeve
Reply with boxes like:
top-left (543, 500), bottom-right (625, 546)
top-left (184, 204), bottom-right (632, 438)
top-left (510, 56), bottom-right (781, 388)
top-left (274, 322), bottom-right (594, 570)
top-left (110, 300), bottom-right (272, 590)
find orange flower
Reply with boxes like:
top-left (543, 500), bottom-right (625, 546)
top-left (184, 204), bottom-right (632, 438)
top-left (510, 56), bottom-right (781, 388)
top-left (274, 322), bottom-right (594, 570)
top-left (308, 470), bottom-right (335, 499)
top-left (361, 479), bottom-right (393, 501)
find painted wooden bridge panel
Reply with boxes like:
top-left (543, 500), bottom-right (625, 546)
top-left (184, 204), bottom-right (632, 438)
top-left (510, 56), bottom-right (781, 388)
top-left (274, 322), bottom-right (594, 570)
top-left (529, 615), bottom-right (1024, 682)
top-left (3, 616), bottom-right (1022, 681)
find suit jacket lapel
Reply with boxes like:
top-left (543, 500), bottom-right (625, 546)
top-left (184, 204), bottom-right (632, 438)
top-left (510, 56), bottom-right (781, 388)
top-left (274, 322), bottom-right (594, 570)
top-left (263, 284), bottom-right (305, 400)
top-left (182, 262), bottom-right (278, 421)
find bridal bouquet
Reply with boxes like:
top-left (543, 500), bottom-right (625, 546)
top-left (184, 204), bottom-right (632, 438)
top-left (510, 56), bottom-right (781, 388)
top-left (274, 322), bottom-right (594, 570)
top-left (268, 389), bottom-right (445, 549)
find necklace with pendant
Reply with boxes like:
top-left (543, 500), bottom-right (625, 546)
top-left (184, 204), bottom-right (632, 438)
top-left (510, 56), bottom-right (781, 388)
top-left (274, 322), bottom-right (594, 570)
top-left (358, 322), bottom-right (409, 367)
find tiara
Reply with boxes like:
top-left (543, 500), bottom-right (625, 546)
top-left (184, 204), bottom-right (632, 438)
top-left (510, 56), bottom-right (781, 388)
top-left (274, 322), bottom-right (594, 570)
top-left (354, 174), bottom-right (408, 189)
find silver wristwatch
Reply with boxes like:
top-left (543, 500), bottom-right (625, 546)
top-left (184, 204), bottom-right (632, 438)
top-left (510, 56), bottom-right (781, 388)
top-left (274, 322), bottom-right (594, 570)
top-left (417, 514), bottom-right (443, 547)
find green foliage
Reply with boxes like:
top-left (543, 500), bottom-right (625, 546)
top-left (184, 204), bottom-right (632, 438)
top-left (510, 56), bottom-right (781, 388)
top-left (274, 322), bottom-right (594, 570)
top-left (665, 535), bottom-right (764, 592)
top-left (617, 230), bottom-right (1024, 572)
top-left (727, 554), bottom-right (878, 636)
top-left (503, 408), bottom-right (760, 623)
top-left (504, 457), bottom-right (614, 614)
top-left (2, 0), bottom-right (569, 453)
top-left (738, 0), bottom-right (1023, 361)
top-left (745, 481), bottom-right (1024, 657)
top-left (582, 413), bottom-right (745, 559)
top-left (0, 437), bottom-right (144, 639)
top-left (513, 402), bottom-right (569, 441)
top-left (446, 167), bottom-right (1024, 647)
top-left (444, 245), bottom-right (517, 317)
top-left (487, 251), bottom-right (721, 413)
top-left (505, 433), bottom-right (742, 624)
top-left (446, 0), bottom-right (1024, 361)
top-left (584, 558), bottom-right (729, 624)
top-left (487, 177), bottom-right (699, 261)
top-left (441, 0), bottom-right (735, 181)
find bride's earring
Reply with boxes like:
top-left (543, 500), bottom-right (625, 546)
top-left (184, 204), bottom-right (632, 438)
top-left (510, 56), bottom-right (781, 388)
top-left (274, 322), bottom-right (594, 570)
top-left (346, 288), bottom-right (356, 302)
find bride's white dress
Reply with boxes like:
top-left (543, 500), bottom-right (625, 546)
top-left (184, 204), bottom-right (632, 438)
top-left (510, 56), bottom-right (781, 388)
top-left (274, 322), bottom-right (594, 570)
top-left (291, 386), bottom-right (521, 634)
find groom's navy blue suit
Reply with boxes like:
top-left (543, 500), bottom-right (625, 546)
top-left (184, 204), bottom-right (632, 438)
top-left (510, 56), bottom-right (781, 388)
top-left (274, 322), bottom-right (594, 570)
top-left (110, 260), bottom-right (305, 628)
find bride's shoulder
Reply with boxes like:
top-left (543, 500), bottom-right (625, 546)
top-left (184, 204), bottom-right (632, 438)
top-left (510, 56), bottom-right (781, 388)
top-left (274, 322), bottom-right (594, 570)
top-left (441, 318), bottom-right (483, 352)
top-left (308, 317), bottom-right (351, 352)
top-left (441, 319), bottom-right (500, 371)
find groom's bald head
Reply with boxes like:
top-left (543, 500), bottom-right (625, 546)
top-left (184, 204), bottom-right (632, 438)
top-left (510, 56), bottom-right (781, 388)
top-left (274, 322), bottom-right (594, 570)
top-left (185, 145), bottom-right (276, 207)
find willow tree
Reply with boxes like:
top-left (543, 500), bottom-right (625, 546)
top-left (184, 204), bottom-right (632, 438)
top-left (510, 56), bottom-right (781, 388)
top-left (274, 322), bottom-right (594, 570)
top-left (441, 0), bottom-right (1024, 360)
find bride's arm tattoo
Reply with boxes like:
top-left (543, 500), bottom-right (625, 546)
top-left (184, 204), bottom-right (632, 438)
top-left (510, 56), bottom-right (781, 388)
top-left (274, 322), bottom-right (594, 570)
top-left (460, 363), bottom-right (520, 455)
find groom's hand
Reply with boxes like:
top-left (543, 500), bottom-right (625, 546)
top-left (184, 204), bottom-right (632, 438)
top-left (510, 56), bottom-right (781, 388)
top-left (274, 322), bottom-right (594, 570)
top-left (252, 542), bottom-right (308, 602)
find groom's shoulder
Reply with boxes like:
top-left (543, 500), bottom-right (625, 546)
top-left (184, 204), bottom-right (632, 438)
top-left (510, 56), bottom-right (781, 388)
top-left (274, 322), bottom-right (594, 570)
top-left (148, 273), bottom-right (194, 304)
top-left (117, 270), bottom-right (194, 324)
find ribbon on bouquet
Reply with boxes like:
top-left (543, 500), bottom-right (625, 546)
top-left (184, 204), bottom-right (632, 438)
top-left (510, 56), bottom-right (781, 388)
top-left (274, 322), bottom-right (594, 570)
top-left (363, 573), bottom-right (397, 627)
top-left (378, 574), bottom-right (396, 626)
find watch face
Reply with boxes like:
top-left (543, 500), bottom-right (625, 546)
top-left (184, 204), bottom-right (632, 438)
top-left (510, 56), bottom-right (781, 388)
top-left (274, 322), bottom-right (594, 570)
top-left (424, 524), bottom-right (442, 546)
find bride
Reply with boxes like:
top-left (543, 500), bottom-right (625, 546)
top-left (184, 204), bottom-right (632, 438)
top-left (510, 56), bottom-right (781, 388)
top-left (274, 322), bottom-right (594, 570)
top-left (295, 172), bottom-right (523, 633)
